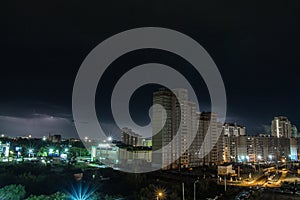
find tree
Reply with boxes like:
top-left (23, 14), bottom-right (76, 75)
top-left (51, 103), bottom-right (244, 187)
top-left (70, 147), bottom-right (90, 157)
top-left (104, 194), bottom-right (115, 200)
top-left (168, 192), bottom-right (181, 200)
top-left (135, 184), bottom-right (156, 200)
top-left (0, 184), bottom-right (25, 200)
top-left (26, 192), bottom-right (67, 200)
top-left (37, 147), bottom-right (48, 157)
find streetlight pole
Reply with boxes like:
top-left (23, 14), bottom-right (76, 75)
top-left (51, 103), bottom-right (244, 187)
top-left (28, 149), bottom-right (33, 158)
top-left (182, 182), bottom-right (185, 200)
top-left (194, 179), bottom-right (199, 200)
top-left (224, 174), bottom-right (227, 192)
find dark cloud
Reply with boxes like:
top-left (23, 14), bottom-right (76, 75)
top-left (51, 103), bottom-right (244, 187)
top-left (0, 102), bottom-right (76, 138)
top-left (0, 0), bottom-right (299, 136)
top-left (0, 114), bottom-right (75, 138)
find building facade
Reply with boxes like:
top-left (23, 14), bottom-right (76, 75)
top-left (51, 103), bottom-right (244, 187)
top-left (223, 123), bottom-right (246, 137)
top-left (121, 127), bottom-right (142, 146)
top-left (152, 88), bottom-right (198, 169)
top-left (271, 116), bottom-right (292, 138)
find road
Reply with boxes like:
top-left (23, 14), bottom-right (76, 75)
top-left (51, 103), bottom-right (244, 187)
top-left (218, 170), bottom-right (288, 188)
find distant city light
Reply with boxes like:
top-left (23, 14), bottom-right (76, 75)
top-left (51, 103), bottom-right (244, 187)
top-left (60, 153), bottom-right (67, 159)
top-left (257, 155), bottom-right (262, 160)
top-left (98, 143), bottom-right (110, 148)
top-left (246, 156), bottom-right (249, 161)
top-left (49, 149), bottom-right (54, 155)
top-left (28, 149), bottom-right (34, 158)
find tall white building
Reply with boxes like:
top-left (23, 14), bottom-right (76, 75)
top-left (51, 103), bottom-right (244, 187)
top-left (197, 112), bottom-right (222, 165)
top-left (271, 116), bottom-right (292, 138)
top-left (152, 88), bottom-right (197, 169)
top-left (121, 127), bottom-right (142, 146)
top-left (223, 123), bottom-right (246, 137)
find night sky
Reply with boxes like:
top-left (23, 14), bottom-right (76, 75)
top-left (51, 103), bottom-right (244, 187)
top-left (0, 0), bottom-right (300, 138)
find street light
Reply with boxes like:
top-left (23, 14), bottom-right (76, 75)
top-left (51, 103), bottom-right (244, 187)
top-left (257, 155), bottom-right (262, 160)
top-left (246, 156), bottom-right (250, 162)
top-left (49, 148), bottom-right (54, 156)
top-left (28, 149), bottom-right (34, 158)
top-left (156, 190), bottom-right (165, 200)
top-left (155, 187), bottom-right (166, 200)
top-left (257, 155), bottom-right (262, 172)
top-left (241, 155), bottom-right (245, 162)
top-left (194, 179), bottom-right (199, 200)
top-left (157, 192), bottom-right (163, 200)
top-left (268, 155), bottom-right (272, 162)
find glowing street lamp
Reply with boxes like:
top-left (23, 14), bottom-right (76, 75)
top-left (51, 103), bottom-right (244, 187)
top-left (68, 182), bottom-right (96, 200)
top-left (157, 192), bottom-right (163, 200)
top-left (154, 187), bottom-right (166, 200)
top-left (240, 155), bottom-right (245, 162)
top-left (28, 149), bottom-right (34, 158)
top-left (246, 156), bottom-right (250, 162)
top-left (257, 155), bottom-right (262, 160)
top-left (268, 155), bottom-right (273, 162)
top-left (194, 179), bottom-right (199, 200)
top-left (49, 148), bottom-right (54, 156)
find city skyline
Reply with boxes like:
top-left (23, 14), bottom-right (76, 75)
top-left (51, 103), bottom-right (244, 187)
top-left (0, 106), bottom-right (298, 141)
top-left (0, 91), bottom-right (299, 138)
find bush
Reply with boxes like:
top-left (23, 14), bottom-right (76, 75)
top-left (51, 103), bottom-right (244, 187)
top-left (0, 184), bottom-right (26, 200)
top-left (25, 192), bottom-right (67, 200)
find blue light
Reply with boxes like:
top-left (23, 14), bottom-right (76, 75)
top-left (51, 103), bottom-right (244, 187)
top-left (67, 183), bottom-right (96, 200)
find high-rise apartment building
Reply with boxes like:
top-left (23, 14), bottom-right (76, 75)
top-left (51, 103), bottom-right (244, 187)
top-left (271, 116), bottom-right (292, 138)
top-left (152, 88), bottom-right (197, 170)
top-left (121, 127), bottom-right (142, 146)
top-left (223, 123), bottom-right (246, 137)
top-left (254, 135), bottom-right (269, 161)
top-left (197, 112), bottom-right (223, 165)
top-left (152, 93), bottom-right (300, 168)
top-left (291, 125), bottom-right (299, 138)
